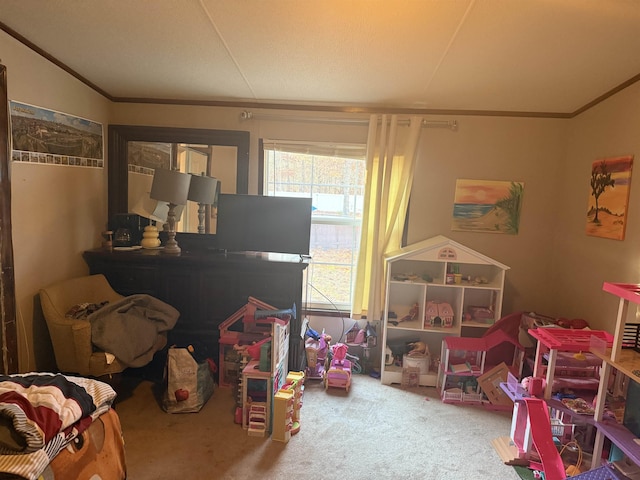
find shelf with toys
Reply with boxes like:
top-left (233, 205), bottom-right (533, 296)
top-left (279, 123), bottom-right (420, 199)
top-left (380, 236), bottom-right (509, 387)
top-left (589, 282), bottom-right (640, 470)
top-left (438, 330), bottom-right (525, 406)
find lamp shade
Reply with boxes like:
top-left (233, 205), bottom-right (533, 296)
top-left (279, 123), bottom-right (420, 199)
top-left (150, 168), bottom-right (191, 205)
top-left (130, 194), bottom-right (184, 223)
top-left (188, 174), bottom-right (219, 205)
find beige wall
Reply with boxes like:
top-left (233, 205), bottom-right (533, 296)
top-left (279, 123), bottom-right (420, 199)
top-left (2, 32), bottom-right (111, 371)
top-left (552, 81), bottom-right (640, 331)
top-left (407, 116), bottom-right (568, 317)
top-left (4, 26), bottom-right (640, 372)
top-left (110, 105), bottom-right (370, 193)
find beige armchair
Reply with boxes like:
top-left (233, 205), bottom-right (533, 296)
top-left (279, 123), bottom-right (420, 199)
top-left (39, 274), bottom-right (133, 377)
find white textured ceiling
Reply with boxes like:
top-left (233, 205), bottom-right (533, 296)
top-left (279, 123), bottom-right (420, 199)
top-left (2, 0), bottom-right (640, 116)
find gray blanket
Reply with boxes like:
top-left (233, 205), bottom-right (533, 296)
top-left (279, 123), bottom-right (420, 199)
top-left (89, 294), bottom-right (179, 367)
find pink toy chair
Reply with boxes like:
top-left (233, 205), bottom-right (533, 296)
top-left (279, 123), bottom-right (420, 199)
top-left (324, 343), bottom-right (352, 392)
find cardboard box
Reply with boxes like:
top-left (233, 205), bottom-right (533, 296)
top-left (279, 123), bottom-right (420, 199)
top-left (478, 362), bottom-right (513, 407)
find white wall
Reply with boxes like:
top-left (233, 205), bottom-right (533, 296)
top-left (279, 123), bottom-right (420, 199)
top-left (2, 31), bottom-right (111, 371)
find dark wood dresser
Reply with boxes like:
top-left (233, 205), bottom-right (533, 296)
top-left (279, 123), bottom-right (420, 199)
top-left (83, 248), bottom-right (309, 372)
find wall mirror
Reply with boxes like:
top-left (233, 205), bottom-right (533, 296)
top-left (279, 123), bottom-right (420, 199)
top-left (108, 125), bottom-right (250, 243)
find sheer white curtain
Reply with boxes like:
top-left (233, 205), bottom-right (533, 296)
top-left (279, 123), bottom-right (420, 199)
top-left (351, 114), bottom-right (423, 320)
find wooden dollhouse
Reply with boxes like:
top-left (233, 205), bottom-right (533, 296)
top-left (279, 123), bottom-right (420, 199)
top-left (381, 236), bottom-right (509, 387)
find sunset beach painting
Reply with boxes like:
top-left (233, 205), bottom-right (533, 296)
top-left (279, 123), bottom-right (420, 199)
top-left (586, 155), bottom-right (633, 240)
top-left (452, 179), bottom-right (524, 234)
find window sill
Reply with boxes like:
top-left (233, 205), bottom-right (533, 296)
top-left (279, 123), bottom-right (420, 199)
top-left (302, 308), bottom-right (350, 318)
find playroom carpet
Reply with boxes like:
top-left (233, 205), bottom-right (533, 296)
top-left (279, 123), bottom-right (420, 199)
top-left (114, 371), bottom-right (520, 480)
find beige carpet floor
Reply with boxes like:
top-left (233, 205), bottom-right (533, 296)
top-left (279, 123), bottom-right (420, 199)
top-left (115, 373), bottom-right (521, 480)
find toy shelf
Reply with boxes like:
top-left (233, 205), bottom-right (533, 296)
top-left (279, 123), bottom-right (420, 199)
top-left (380, 236), bottom-right (509, 387)
top-left (382, 363), bottom-right (439, 386)
top-left (529, 328), bottom-right (614, 352)
top-left (590, 348), bottom-right (640, 383)
top-left (528, 328), bottom-right (614, 401)
top-left (588, 281), bottom-right (640, 471)
top-left (594, 419), bottom-right (640, 466)
top-left (388, 323), bottom-right (461, 335)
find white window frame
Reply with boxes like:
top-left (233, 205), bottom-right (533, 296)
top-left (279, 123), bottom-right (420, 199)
top-left (262, 139), bottom-right (366, 312)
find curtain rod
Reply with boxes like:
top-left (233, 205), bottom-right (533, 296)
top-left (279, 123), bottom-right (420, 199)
top-left (239, 110), bottom-right (457, 130)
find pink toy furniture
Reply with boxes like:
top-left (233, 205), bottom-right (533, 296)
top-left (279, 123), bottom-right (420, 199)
top-left (528, 328), bottom-right (614, 400)
top-left (500, 373), bottom-right (567, 480)
top-left (324, 343), bottom-right (352, 392)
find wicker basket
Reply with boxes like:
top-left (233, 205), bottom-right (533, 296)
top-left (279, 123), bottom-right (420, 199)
top-left (306, 347), bottom-right (318, 368)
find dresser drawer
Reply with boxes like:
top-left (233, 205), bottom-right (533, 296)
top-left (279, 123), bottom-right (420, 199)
top-left (105, 266), bottom-right (159, 296)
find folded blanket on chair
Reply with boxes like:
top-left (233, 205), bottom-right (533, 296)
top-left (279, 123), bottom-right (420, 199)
top-left (89, 293), bottom-right (179, 367)
top-left (0, 373), bottom-right (116, 480)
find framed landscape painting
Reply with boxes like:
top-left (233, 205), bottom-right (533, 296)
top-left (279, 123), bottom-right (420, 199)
top-left (452, 179), bottom-right (524, 234)
top-left (586, 155), bottom-right (633, 240)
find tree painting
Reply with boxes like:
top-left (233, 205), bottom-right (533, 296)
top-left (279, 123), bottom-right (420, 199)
top-left (586, 155), bottom-right (633, 240)
top-left (452, 179), bottom-right (525, 234)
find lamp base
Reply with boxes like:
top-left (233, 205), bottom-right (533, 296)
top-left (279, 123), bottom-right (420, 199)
top-left (161, 203), bottom-right (181, 255)
top-left (162, 231), bottom-right (181, 254)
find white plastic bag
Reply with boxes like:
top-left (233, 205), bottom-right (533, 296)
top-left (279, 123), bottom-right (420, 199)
top-left (162, 346), bottom-right (214, 413)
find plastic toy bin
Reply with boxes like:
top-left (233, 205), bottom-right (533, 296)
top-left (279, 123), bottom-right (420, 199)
top-left (402, 354), bottom-right (429, 374)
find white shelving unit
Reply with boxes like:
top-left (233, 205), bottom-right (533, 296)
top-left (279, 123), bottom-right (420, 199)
top-left (380, 235), bottom-right (509, 387)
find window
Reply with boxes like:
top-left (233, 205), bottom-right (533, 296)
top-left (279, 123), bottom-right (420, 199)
top-left (262, 140), bottom-right (366, 312)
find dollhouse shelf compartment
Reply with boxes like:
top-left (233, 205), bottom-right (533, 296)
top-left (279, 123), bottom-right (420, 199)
top-left (528, 328), bottom-right (614, 400)
top-left (588, 282), bottom-right (640, 470)
top-left (440, 330), bottom-right (524, 406)
top-left (381, 236), bottom-right (509, 387)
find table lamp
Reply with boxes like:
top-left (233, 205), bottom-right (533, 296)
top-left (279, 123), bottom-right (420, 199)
top-left (150, 168), bottom-right (191, 254)
top-left (188, 173), bottom-right (219, 234)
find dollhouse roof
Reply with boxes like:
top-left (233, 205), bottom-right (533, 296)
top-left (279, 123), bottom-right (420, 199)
top-left (444, 328), bottom-right (524, 352)
top-left (384, 235), bottom-right (509, 270)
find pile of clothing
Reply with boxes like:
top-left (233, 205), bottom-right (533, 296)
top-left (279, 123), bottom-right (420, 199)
top-left (0, 373), bottom-right (122, 480)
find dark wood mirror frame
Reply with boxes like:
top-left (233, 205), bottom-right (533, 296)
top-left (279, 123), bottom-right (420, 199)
top-left (0, 64), bottom-right (18, 373)
top-left (108, 124), bottom-right (250, 250)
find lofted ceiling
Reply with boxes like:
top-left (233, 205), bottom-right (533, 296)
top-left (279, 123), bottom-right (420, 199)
top-left (2, 0), bottom-right (640, 117)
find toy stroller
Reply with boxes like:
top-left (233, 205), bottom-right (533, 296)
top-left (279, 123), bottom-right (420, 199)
top-left (305, 331), bottom-right (330, 380)
top-left (324, 343), bottom-right (352, 392)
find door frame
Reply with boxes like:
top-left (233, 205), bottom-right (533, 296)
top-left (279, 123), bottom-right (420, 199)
top-left (0, 64), bottom-right (19, 373)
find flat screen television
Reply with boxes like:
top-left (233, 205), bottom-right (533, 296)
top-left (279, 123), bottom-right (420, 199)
top-left (216, 194), bottom-right (312, 255)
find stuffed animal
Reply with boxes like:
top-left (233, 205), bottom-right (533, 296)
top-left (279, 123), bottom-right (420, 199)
top-left (521, 376), bottom-right (547, 397)
top-left (331, 343), bottom-right (348, 365)
top-left (407, 341), bottom-right (428, 357)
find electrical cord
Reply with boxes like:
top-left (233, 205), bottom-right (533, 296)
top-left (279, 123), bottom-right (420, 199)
top-left (346, 353), bottom-right (362, 374)
top-left (307, 281), bottom-right (350, 343)
top-left (559, 440), bottom-right (582, 476)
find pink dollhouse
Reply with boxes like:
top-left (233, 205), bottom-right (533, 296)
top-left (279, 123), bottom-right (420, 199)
top-left (425, 301), bottom-right (454, 328)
